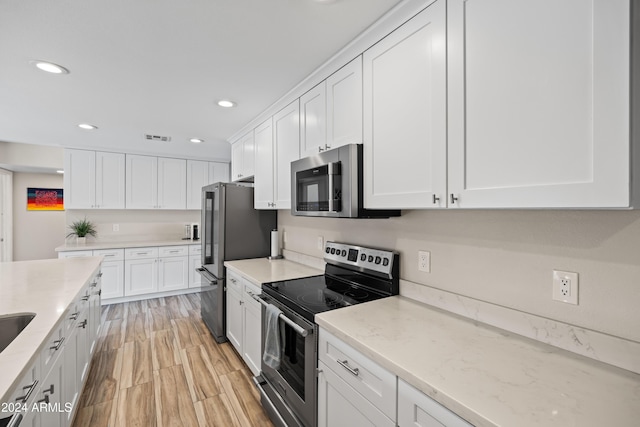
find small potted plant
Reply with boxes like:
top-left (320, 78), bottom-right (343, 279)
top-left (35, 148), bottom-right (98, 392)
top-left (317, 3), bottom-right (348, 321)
top-left (67, 217), bottom-right (97, 244)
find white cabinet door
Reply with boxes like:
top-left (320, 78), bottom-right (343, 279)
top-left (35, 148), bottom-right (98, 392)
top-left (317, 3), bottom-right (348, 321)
top-left (188, 255), bottom-right (203, 288)
top-left (95, 151), bottom-right (125, 209)
top-left (226, 285), bottom-right (243, 354)
top-left (64, 149), bottom-right (96, 209)
top-left (38, 350), bottom-right (64, 427)
top-left (158, 256), bottom-right (189, 292)
top-left (126, 154), bottom-right (158, 209)
top-left (158, 157), bottom-right (186, 209)
top-left (447, 0), bottom-right (630, 208)
top-left (241, 131), bottom-right (255, 178)
top-left (209, 161), bottom-right (230, 184)
top-left (63, 324), bottom-right (79, 423)
top-left (363, 0), bottom-right (447, 209)
top-left (99, 260), bottom-right (124, 300)
top-left (186, 160), bottom-right (209, 210)
top-left (254, 117), bottom-right (275, 209)
top-left (327, 56), bottom-right (363, 149)
top-left (231, 140), bottom-right (243, 182)
top-left (125, 258), bottom-right (158, 296)
top-left (398, 379), bottom-right (472, 427)
top-left (300, 82), bottom-right (327, 157)
top-left (318, 361), bottom-right (395, 427)
top-left (273, 99), bottom-right (300, 209)
top-left (242, 282), bottom-right (262, 377)
top-left (76, 308), bottom-right (90, 386)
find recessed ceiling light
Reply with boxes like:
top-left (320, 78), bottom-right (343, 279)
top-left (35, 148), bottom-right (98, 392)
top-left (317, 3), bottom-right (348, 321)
top-left (217, 100), bottom-right (236, 108)
top-left (78, 123), bottom-right (98, 130)
top-left (189, 138), bottom-right (204, 144)
top-left (31, 60), bottom-right (69, 74)
top-left (56, 170), bottom-right (64, 174)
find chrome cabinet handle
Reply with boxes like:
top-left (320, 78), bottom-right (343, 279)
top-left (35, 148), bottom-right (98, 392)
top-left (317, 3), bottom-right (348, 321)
top-left (98, 272), bottom-right (103, 277)
top-left (325, 144), bottom-right (331, 150)
top-left (318, 146), bottom-right (325, 153)
top-left (70, 312), bottom-right (79, 320)
top-left (15, 380), bottom-right (38, 403)
top-left (433, 194), bottom-right (440, 204)
top-left (90, 281), bottom-right (98, 288)
top-left (50, 338), bottom-right (64, 351)
top-left (450, 194), bottom-right (458, 204)
top-left (37, 394), bottom-right (49, 404)
top-left (41, 384), bottom-right (54, 395)
top-left (81, 295), bottom-right (90, 301)
top-left (337, 359), bottom-right (360, 377)
top-left (78, 320), bottom-right (87, 329)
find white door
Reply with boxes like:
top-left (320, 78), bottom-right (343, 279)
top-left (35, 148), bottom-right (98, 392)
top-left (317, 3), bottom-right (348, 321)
top-left (0, 168), bottom-right (12, 262)
top-left (126, 154), bottom-right (158, 209)
top-left (100, 260), bottom-right (124, 300)
top-left (158, 256), bottom-right (189, 292)
top-left (300, 82), bottom-right (327, 157)
top-left (327, 56), bottom-right (363, 149)
top-left (64, 149), bottom-right (96, 209)
top-left (447, 0), bottom-right (630, 208)
top-left (187, 160), bottom-right (209, 210)
top-left (242, 294), bottom-right (262, 376)
top-left (363, 0), bottom-right (447, 209)
top-left (95, 151), bottom-right (125, 209)
top-left (226, 287), bottom-right (243, 354)
top-left (125, 258), bottom-right (158, 296)
top-left (189, 255), bottom-right (203, 288)
top-left (209, 161), bottom-right (230, 184)
top-left (273, 99), bottom-right (300, 209)
top-left (254, 117), bottom-right (275, 209)
top-left (158, 157), bottom-right (187, 209)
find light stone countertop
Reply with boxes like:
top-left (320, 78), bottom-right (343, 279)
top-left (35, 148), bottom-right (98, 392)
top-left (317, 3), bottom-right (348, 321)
top-left (55, 238), bottom-right (200, 252)
top-left (0, 257), bottom-right (103, 402)
top-left (315, 296), bottom-right (640, 427)
top-left (224, 258), bottom-right (323, 284)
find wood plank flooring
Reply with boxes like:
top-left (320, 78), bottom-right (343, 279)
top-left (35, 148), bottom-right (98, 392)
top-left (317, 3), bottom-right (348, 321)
top-left (72, 294), bottom-right (274, 427)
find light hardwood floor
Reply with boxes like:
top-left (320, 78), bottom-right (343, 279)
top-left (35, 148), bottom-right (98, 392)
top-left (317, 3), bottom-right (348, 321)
top-left (72, 294), bottom-right (274, 427)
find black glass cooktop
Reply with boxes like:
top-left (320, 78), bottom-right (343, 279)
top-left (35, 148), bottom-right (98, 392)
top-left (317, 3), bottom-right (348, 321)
top-left (262, 273), bottom-right (390, 322)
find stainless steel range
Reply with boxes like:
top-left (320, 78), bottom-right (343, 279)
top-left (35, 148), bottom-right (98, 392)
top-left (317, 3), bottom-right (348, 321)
top-left (253, 241), bottom-right (399, 427)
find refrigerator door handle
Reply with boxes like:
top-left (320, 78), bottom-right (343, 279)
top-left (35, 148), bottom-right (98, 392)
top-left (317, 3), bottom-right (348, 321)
top-left (196, 267), bottom-right (218, 284)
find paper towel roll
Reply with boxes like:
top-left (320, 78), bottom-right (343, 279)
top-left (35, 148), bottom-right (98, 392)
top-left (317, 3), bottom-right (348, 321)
top-left (270, 229), bottom-right (279, 258)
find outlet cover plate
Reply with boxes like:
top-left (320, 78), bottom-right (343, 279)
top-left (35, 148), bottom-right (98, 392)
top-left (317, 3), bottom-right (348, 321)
top-left (418, 250), bottom-right (431, 273)
top-left (552, 270), bottom-right (578, 305)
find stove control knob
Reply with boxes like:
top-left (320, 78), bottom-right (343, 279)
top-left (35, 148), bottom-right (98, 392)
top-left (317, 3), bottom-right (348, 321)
top-left (382, 258), bottom-right (390, 266)
top-left (374, 256), bottom-right (381, 265)
top-left (368, 255), bottom-right (374, 262)
top-left (325, 247), bottom-right (331, 254)
top-left (330, 248), bottom-right (336, 255)
top-left (360, 254), bottom-right (366, 261)
top-left (341, 250), bottom-right (347, 257)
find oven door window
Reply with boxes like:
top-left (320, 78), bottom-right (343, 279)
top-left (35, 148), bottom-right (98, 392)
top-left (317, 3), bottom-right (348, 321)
top-left (296, 162), bottom-right (341, 212)
top-left (276, 323), bottom-right (307, 399)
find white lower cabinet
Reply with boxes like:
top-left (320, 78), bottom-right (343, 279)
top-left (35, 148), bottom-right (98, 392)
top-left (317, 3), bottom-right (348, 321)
top-left (398, 379), bottom-right (472, 427)
top-left (125, 248), bottom-right (159, 296)
top-left (225, 269), bottom-right (264, 376)
top-left (157, 246), bottom-right (189, 292)
top-left (93, 249), bottom-right (124, 300)
top-left (38, 350), bottom-right (64, 427)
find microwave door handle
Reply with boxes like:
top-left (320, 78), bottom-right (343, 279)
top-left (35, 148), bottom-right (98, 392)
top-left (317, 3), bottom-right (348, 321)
top-left (328, 171), bottom-right (334, 212)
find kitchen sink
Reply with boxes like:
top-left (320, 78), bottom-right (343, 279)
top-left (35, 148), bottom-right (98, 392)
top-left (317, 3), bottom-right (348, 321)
top-left (0, 313), bottom-right (36, 353)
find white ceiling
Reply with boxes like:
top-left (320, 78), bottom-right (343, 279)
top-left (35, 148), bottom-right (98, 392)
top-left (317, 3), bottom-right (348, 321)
top-left (0, 0), bottom-right (403, 162)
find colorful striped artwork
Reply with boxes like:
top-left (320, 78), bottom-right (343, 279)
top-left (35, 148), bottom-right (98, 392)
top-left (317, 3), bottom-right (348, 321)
top-left (27, 188), bottom-right (64, 211)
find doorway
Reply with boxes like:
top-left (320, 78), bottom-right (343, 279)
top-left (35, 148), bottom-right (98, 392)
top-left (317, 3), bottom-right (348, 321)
top-left (0, 168), bottom-right (13, 262)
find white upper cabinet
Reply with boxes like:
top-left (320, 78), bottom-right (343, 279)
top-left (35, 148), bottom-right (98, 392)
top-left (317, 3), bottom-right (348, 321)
top-left (300, 57), bottom-right (363, 158)
top-left (126, 154), bottom-right (186, 209)
top-left (326, 56), bottom-right (363, 149)
top-left (300, 82), bottom-right (327, 157)
top-left (64, 149), bottom-right (125, 209)
top-left (254, 117), bottom-right (276, 209)
top-left (363, 0), bottom-right (447, 209)
top-left (186, 160), bottom-right (209, 210)
top-left (231, 131), bottom-right (255, 181)
top-left (447, 0), bottom-right (631, 208)
top-left (209, 161), bottom-right (230, 185)
top-left (157, 157), bottom-right (187, 209)
top-left (273, 99), bottom-right (300, 208)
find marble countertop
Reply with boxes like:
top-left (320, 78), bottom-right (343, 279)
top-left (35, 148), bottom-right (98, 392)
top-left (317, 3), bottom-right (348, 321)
top-left (224, 258), bottom-right (323, 284)
top-left (315, 296), bottom-right (640, 427)
top-left (0, 257), bottom-right (103, 402)
top-left (55, 238), bottom-right (200, 252)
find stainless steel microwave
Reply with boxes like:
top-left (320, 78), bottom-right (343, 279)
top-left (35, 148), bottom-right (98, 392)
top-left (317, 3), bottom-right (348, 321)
top-left (291, 144), bottom-right (400, 218)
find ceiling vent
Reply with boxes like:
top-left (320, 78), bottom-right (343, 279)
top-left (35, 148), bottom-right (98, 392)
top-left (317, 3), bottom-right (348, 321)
top-left (144, 134), bottom-right (172, 142)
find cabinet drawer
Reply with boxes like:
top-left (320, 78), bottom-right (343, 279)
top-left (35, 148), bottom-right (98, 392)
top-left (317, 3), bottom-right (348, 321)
top-left (125, 247), bottom-right (159, 259)
top-left (398, 379), bottom-right (473, 427)
top-left (41, 321), bottom-right (65, 377)
top-left (189, 245), bottom-right (202, 255)
top-left (244, 280), bottom-right (261, 299)
top-left (58, 250), bottom-right (93, 259)
top-left (159, 245), bottom-right (189, 257)
top-left (227, 270), bottom-right (244, 294)
top-left (93, 248), bottom-right (124, 261)
top-left (4, 360), bottom-right (40, 406)
top-left (318, 328), bottom-right (396, 421)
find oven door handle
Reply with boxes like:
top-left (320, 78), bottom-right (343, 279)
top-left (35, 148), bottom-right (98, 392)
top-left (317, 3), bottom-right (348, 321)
top-left (251, 293), bottom-right (312, 338)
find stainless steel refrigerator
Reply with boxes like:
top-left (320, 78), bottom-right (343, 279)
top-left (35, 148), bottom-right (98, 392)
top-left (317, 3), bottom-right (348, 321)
top-left (198, 182), bottom-right (276, 343)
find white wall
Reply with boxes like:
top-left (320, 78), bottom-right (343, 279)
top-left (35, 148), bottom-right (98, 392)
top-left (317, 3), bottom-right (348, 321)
top-left (0, 141), bottom-right (63, 170)
top-left (13, 173), bottom-right (66, 260)
top-left (279, 209), bottom-right (640, 344)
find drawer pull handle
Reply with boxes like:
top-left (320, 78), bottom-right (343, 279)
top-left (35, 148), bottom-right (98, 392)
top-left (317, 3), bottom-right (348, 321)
top-left (42, 384), bottom-right (54, 395)
top-left (78, 320), bottom-right (88, 329)
top-left (15, 380), bottom-right (38, 403)
top-left (37, 394), bottom-right (49, 404)
top-left (70, 312), bottom-right (79, 320)
top-left (98, 272), bottom-right (104, 277)
top-left (81, 295), bottom-right (90, 301)
top-left (90, 281), bottom-right (98, 288)
top-left (50, 338), bottom-right (64, 351)
top-left (168, 250), bottom-right (180, 253)
top-left (337, 359), bottom-right (360, 377)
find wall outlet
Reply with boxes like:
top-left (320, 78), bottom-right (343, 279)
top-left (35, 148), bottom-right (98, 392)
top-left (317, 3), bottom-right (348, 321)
top-left (552, 270), bottom-right (578, 305)
top-left (317, 236), bottom-right (324, 250)
top-left (418, 250), bottom-right (431, 273)
top-left (112, 224), bottom-right (119, 232)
